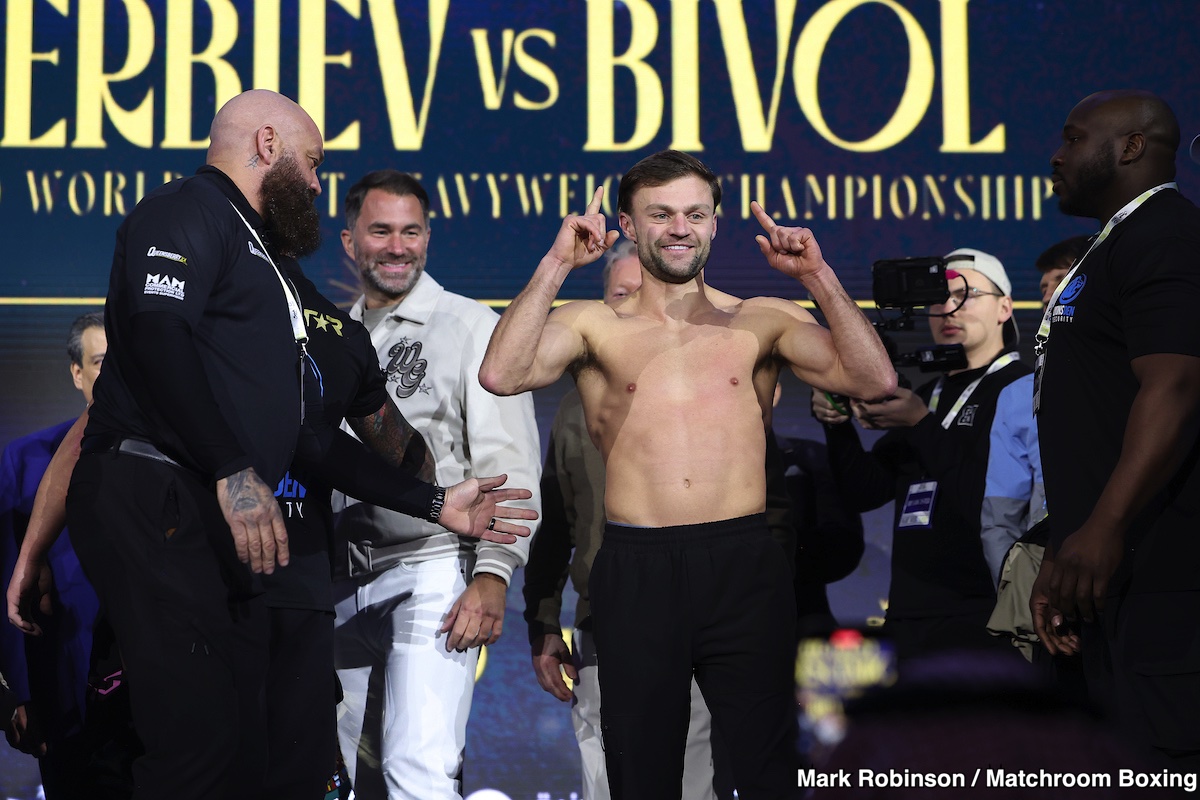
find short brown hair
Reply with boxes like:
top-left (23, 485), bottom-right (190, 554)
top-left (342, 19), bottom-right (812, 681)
top-left (617, 150), bottom-right (721, 214)
top-left (343, 170), bottom-right (430, 231)
top-left (1035, 235), bottom-right (1091, 273)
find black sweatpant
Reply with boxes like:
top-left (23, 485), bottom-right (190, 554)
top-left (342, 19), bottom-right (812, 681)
top-left (590, 514), bottom-right (801, 800)
top-left (67, 450), bottom-right (269, 800)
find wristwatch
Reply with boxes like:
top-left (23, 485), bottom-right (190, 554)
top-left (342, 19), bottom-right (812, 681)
top-left (428, 485), bottom-right (446, 524)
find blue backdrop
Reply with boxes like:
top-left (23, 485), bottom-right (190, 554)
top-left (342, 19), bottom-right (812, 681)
top-left (2, 1), bottom-right (1198, 797)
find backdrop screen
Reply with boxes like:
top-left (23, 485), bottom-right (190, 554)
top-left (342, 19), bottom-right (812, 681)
top-left (1, 1), bottom-right (1198, 797)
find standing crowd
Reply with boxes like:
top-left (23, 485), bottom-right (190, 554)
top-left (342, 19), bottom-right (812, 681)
top-left (2, 87), bottom-right (1198, 800)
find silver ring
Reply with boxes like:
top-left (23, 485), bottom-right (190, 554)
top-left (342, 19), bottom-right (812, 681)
top-left (487, 518), bottom-right (497, 531)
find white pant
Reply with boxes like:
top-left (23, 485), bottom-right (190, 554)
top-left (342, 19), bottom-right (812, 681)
top-left (334, 554), bottom-right (477, 800)
top-left (571, 628), bottom-right (716, 800)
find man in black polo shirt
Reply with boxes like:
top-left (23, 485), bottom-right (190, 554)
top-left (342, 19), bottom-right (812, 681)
top-left (265, 264), bottom-right (406, 800)
top-left (1032, 90), bottom-right (1200, 770)
top-left (66, 90), bottom-right (327, 800)
top-left (264, 262), bottom-right (535, 799)
top-left (10, 266), bottom-right (535, 800)
top-left (14, 91), bottom-right (535, 799)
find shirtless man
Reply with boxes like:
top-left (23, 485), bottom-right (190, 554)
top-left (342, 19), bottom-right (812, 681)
top-left (480, 150), bottom-right (895, 800)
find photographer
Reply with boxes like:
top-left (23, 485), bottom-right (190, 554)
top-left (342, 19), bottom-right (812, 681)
top-left (812, 249), bottom-right (1042, 662)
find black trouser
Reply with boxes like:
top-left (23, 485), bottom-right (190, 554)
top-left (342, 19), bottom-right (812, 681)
top-left (265, 607), bottom-right (338, 800)
top-left (35, 731), bottom-right (93, 800)
top-left (82, 614), bottom-right (143, 800)
top-left (590, 515), bottom-right (801, 800)
top-left (1087, 588), bottom-right (1200, 771)
top-left (68, 450), bottom-right (268, 800)
top-left (24, 609), bottom-right (92, 800)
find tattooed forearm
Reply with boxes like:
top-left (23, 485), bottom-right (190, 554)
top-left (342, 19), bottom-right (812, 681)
top-left (350, 400), bottom-right (434, 480)
top-left (348, 408), bottom-right (410, 466)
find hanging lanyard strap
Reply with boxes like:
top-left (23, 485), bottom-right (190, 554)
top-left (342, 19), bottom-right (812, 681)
top-left (227, 201), bottom-right (309, 346)
top-left (228, 200), bottom-right (309, 425)
top-left (1034, 183), bottom-right (1175, 355)
top-left (928, 352), bottom-right (1018, 430)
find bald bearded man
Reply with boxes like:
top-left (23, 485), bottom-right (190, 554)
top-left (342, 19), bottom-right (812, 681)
top-left (1033, 90), bottom-right (1200, 770)
top-left (66, 90), bottom-right (325, 799)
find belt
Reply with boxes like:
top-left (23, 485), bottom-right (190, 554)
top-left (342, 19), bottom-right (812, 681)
top-left (81, 435), bottom-right (187, 472)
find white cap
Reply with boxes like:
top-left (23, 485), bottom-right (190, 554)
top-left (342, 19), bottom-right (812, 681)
top-left (944, 248), bottom-right (1011, 297)
top-left (944, 247), bottom-right (1018, 346)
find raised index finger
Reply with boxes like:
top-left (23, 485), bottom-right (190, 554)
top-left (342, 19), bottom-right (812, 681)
top-left (750, 200), bottom-right (775, 233)
top-left (585, 186), bottom-right (605, 216)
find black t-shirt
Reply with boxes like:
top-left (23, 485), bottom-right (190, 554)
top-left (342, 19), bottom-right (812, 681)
top-left (87, 166), bottom-right (302, 486)
top-left (262, 264), bottom-right (389, 611)
top-left (1038, 188), bottom-right (1200, 592)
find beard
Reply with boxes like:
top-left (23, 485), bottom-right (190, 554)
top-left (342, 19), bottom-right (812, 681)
top-left (637, 237), bottom-right (710, 285)
top-left (1058, 141), bottom-right (1117, 217)
top-left (260, 152), bottom-right (322, 258)
top-left (358, 250), bottom-right (426, 301)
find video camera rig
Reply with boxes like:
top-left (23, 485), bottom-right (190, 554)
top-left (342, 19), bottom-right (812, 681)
top-left (870, 255), bottom-right (973, 374)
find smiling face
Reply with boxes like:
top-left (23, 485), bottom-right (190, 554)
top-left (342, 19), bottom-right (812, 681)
top-left (618, 175), bottom-right (717, 286)
top-left (342, 189), bottom-right (431, 308)
top-left (927, 267), bottom-right (1011, 365)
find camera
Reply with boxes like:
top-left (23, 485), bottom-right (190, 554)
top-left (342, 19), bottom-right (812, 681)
top-left (872, 257), bottom-right (951, 309)
top-left (870, 256), bottom-right (967, 373)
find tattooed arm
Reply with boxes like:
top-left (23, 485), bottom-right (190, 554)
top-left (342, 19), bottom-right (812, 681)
top-left (347, 399), bottom-right (436, 483)
top-left (216, 468), bottom-right (289, 574)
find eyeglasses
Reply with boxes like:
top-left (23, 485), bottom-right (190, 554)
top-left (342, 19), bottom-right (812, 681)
top-left (936, 285), bottom-right (1005, 308)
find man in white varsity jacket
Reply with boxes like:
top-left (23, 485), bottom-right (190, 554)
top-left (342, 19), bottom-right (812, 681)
top-left (332, 170), bottom-right (541, 799)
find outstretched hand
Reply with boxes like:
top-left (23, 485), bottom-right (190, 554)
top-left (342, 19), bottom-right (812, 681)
top-left (545, 187), bottom-right (620, 271)
top-left (751, 201), bottom-right (828, 281)
top-left (439, 474), bottom-right (537, 543)
top-left (6, 554), bottom-right (53, 636)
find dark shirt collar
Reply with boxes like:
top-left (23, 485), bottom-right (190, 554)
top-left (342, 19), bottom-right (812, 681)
top-left (946, 362), bottom-right (989, 386)
top-left (196, 165), bottom-right (265, 232)
top-left (945, 349), bottom-right (1011, 387)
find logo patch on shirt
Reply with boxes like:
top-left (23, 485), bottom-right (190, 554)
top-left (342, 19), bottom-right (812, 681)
top-left (144, 273), bottom-right (185, 300)
top-left (247, 241), bottom-right (271, 263)
top-left (146, 246), bottom-right (187, 265)
top-left (1051, 274), bottom-right (1086, 324)
top-left (304, 309), bottom-right (344, 337)
top-left (275, 472), bottom-right (306, 519)
top-left (957, 404), bottom-right (978, 426)
top-left (384, 338), bottom-right (429, 399)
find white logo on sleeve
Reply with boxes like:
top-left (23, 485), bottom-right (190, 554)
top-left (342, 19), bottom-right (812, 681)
top-left (144, 273), bottom-right (186, 300)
